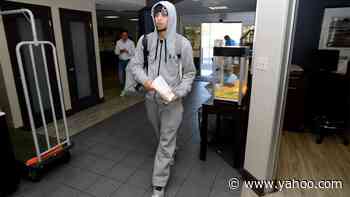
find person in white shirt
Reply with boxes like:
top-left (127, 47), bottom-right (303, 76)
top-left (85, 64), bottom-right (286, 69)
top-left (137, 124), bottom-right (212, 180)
top-left (114, 30), bottom-right (135, 93)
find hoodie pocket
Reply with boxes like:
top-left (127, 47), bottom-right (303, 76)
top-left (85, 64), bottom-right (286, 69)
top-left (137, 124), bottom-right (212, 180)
top-left (166, 56), bottom-right (180, 78)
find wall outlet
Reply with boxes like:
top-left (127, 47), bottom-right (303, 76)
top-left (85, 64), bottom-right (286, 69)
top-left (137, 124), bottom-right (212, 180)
top-left (255, 57), bottom-right (269, 71)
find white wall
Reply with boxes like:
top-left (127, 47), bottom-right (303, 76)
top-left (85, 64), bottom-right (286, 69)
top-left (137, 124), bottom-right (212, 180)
top-left (181, 12), bottom-right (256, 26)
top-left (0, 0), bottom-right (103, 128)
top-left (244, 0), bottom-right (296, 181)
top-left (0, 19), bottom-right (22, 127)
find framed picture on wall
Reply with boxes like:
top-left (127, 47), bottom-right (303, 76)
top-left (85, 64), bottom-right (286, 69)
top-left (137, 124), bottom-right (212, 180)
top-left (319, 7), bottom-right (350, 74)
top-left (326, 17), bottom-right (350, 47)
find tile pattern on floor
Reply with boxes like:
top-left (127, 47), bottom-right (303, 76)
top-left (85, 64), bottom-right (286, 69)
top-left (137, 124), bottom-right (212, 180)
top-left (36, 94), bottom-right (143, 138)
top-left (10, 82), bottom-right (242, 197)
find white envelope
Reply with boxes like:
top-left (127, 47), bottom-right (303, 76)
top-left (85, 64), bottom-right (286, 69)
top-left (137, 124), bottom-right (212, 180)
top-left (152, 76), bottom-right (176, 102)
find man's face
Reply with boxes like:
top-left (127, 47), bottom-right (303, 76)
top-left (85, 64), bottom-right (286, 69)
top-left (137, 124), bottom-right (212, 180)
top-left (154, 12), bottom-right (168, 31)
top-left (121, 32), bottom-right (128, 41)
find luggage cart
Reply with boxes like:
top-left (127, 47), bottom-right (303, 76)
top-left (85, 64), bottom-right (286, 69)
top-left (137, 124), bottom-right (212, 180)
top-left (0, 9), bottom-right (72, 181)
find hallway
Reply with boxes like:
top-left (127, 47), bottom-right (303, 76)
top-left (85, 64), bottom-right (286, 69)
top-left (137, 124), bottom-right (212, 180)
top-left (10, 82), bottom-right (242, 197)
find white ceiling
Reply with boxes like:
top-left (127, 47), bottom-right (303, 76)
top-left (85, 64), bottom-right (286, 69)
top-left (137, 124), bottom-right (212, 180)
top-left (96, 0), bottom-right (257, 15)
top-left (95, 0), bottom-right (143, 24)
top-left (96, 0), bottom-right (146, 12)
top-left (175, 0), bottom-right (257, 15)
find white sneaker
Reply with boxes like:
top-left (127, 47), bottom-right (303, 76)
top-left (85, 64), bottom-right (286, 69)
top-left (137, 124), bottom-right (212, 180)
top-left (120, 91), bottom-right (125, 97)
top-left (152, 187), bottom-right (164, 197)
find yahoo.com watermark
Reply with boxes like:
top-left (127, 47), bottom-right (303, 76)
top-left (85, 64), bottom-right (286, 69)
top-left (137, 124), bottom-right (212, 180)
top-left (228, 178), bottom-right (343, 192)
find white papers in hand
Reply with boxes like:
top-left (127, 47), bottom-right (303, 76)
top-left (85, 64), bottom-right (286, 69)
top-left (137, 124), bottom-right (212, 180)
top-left (152, 76), bottom-right (176, 102)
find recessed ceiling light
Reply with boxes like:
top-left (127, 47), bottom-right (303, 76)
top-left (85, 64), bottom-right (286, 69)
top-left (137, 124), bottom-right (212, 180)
top-left (129, 18), bottom-right (139, 21)
top-left (208, 6), bottom-right (229, 10)
top-left (104, 16), bottom-right (119, 19)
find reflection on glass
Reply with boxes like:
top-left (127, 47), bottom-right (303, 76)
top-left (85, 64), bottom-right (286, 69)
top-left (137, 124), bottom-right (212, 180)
top-left (69, 21), bottom-right (92, 99)
top-left (212, 47), bottom-right (249, 105)
top-left (200, 23), bottom-right (242, 77)
top-left (18, 18), bottom-right (51, 113)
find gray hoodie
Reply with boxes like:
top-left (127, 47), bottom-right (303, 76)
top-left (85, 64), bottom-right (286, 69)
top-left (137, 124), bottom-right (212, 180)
top-left (129, 1), bottom-right (196, 101)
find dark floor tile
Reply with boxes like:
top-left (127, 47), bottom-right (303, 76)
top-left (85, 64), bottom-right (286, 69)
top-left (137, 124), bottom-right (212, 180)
top-left (125, 168), bottom-right (153, 190)
top-left (165, 175), bottom-right (186, 197)
top-left (175, 181), bottom-right (211, 197)
top-left (110, 183), bottom-right (147, 197)
top-left (137, 157), bottom-right (154, 172)
top-left (103, 163), bottom-right (138, 182)
top-left (85, 156), bottom-right (117, 174)
top-left (86, 176), bottom-right (122, 197)
top-left (118, 151), bottom-right (149, 168)
top-left (209, 187), bottom-right (241, 197)
top-left (43, 184), bottom-right (82, 197)
top-left (53, 166), bottom-right (100, 190)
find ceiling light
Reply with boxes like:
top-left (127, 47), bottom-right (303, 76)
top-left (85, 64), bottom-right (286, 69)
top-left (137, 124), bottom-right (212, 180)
top-left (208, 6), bottom-right (229, 10)
top-left (104, 16), bottom-right (119, 19)
top-left (129, 18), bottom-right (139, 21)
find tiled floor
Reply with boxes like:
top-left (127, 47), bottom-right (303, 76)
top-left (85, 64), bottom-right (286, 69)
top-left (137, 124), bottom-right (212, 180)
top-left (37, 92), bottom-right (143, 138)
top-left (9, 82), bottom-right (242, 197)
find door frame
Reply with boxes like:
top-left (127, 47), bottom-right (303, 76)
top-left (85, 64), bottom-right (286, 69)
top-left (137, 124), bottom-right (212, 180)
top-left (269, 0), bottom-right (299, 182)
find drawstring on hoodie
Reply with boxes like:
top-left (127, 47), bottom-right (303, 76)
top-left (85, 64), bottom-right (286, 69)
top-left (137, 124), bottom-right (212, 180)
top-left (165, 39), bottom-right (167, 64)
top-left (154, 37), bottom-right (168, 76)
top-left (157, 40), bottom-right (163, 76)
top-left (154, 38), bottom-right (159, 61)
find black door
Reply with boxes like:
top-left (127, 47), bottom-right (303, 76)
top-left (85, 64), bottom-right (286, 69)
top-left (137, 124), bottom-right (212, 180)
top-left (59, 8), bottom-right (99, 112)
top-left (2, 1), bottom-right (61, 129)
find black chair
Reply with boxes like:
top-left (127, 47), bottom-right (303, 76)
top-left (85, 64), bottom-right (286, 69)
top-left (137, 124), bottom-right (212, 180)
top-left (309, 50), bottom-right (349, 145)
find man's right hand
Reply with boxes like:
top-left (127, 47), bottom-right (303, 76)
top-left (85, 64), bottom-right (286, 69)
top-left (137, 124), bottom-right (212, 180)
top-left (143, 80), bottom-right (155, 91)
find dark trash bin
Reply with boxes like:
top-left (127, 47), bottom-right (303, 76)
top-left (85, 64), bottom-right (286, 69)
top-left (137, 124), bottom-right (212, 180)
top-left (0, 112), bottom-right (20, 196)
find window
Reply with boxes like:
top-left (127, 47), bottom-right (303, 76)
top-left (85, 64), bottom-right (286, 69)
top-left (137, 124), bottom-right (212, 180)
top-left (201, 23), bottom-right (242, 76)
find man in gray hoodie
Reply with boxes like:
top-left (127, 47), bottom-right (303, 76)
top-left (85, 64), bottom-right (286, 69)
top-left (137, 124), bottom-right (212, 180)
top-left (129, 1), bottom-right (196, 197)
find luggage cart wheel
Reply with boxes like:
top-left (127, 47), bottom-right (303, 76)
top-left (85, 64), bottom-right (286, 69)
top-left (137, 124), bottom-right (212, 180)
top-left (28, 167), bottom-right (42, 182)
top-left (61, 150), bottom-right (71, 164)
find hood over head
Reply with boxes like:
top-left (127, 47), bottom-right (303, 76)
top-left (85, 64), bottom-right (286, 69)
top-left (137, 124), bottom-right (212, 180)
top-left (151, 1), bottom-right (177, 61)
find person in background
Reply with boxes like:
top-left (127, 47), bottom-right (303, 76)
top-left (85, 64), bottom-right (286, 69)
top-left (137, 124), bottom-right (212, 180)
top-left (114, 30), bottom-right (135, 95)
top-left (224, 35), bottom-right (236, 46)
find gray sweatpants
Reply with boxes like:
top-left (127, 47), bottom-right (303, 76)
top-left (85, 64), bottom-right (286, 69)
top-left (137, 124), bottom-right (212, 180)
top-left (145, 98), bottom-right (183, 187)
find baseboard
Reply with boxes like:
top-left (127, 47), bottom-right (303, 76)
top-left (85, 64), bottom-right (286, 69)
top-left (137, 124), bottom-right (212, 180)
top-left (240, 168), bottom-right (266, 196)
